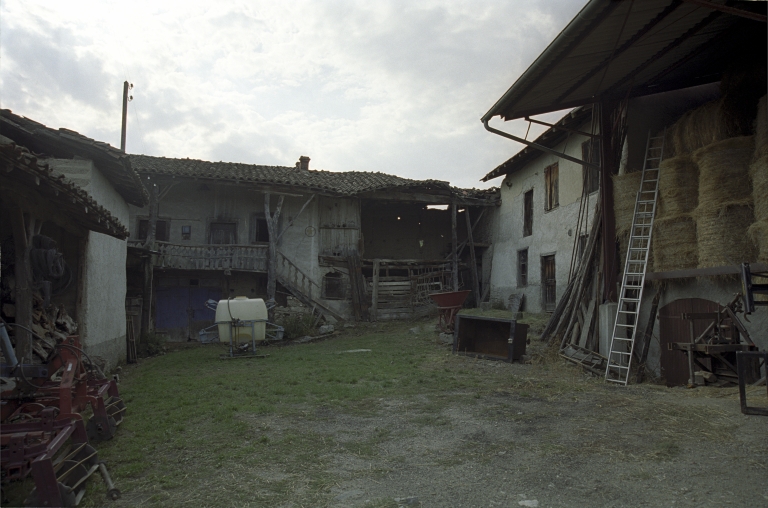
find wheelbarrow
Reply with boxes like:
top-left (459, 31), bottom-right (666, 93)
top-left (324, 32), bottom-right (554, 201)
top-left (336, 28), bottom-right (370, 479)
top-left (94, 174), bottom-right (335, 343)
top-left (429, 290), bottom-right (471, 333)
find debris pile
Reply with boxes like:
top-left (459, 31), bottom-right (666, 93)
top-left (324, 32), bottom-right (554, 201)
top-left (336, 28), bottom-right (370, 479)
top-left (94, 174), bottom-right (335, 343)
top-left (1, 291), bottom-right (78, 363)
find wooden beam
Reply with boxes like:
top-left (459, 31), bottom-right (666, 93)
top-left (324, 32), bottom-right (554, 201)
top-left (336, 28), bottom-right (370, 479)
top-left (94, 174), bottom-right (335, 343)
top-left (451, 201), bottom-right (458, 291)
top-left (464, 208), bottom-right (481, 307)
top-left (357, 190), bottom-right (497, 206)
top-left (646, 263), bottom-right (768, 281)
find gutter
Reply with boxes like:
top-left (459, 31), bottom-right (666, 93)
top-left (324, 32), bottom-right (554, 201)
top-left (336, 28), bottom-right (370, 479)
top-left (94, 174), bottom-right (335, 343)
top-left (483, 118), bottom-right (599, 170)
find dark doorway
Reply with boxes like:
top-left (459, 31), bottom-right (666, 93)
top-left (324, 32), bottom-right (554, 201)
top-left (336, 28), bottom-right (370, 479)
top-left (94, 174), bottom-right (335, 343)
top-left (541, 255), bottom-right (556, 312)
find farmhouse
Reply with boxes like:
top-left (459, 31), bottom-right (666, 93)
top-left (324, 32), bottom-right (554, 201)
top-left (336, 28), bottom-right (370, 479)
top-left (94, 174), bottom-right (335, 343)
top-left (482, 0), bottom-right (768, 385)
top-left (0, 109), bottom-right (148, 369)
top-left (125, 154), bottom-right (498, 341)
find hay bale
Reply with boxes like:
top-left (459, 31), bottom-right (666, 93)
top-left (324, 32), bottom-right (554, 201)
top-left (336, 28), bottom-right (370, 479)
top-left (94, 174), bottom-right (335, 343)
top-left (612, 171), bottom-right (643, 235)
top-left (669, 99), bottom-right (742, 155)
top-left (694, 201), bottom-right (757, 268)
top-left (749, 154), bottom-right (768, 221)
top-left (652, 214), bottom-right (697, 272)
top-left (657, 156), bottom-right (698, 217)
top-left (747, 220), bottom-right (768, 264)
top-left (694, 136), bottom-right (754, 207)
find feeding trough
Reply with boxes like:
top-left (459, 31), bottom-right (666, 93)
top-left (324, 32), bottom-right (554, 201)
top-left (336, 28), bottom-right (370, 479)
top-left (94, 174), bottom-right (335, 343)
top-left (429, 290), bottom-right (471, 332)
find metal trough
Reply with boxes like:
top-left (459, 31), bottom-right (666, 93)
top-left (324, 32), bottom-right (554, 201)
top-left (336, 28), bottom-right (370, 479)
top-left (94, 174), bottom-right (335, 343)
top-left (453, 315), bottom-right (528, 362)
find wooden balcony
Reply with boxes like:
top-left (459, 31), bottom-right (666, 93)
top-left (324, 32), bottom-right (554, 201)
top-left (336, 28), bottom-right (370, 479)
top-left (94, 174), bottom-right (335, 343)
top-left (130, 240), bottom-right (268, 272)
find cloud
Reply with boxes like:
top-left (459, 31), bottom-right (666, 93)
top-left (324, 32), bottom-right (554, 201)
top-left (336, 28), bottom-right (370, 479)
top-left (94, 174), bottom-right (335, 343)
top-left (0, 0), bottom-right (587, 188)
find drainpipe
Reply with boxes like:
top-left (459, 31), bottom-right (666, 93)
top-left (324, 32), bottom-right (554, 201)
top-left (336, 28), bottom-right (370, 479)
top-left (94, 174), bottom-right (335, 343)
top-left (483, 118), bottom-right (599, 170)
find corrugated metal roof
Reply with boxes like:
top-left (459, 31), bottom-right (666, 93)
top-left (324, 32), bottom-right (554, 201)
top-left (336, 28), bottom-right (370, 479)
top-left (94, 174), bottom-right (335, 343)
top-left (483, 0), bottom-right (766, 122)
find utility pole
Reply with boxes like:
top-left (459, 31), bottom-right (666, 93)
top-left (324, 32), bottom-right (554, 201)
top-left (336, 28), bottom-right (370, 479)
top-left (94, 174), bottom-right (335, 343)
top-left (120, 81), bottom-right (133, 152)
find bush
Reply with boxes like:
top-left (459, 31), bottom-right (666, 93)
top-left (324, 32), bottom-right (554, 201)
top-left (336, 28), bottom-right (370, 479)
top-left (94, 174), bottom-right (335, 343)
top-left (277, 312), bottom-right (317, 339)
top-left (140, 332), bottom-right (166, 357)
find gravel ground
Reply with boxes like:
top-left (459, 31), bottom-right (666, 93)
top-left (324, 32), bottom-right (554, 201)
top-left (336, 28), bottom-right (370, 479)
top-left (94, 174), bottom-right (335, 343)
top-left (246, 347), bottom-right (768, 508)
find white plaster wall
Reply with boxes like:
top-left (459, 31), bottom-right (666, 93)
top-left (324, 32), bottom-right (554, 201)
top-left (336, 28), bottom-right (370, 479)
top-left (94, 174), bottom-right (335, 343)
top-left (79, 230), bottom-right (128, 367)
top-left (489, 129), bottom-right (599, 313)
top-left (46, 158), bottom-right (130, 368)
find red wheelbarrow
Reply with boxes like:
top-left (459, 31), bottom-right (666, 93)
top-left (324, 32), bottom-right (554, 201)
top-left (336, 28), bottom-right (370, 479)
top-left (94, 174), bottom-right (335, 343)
top-left (429, 290), bottom-right (471, 333)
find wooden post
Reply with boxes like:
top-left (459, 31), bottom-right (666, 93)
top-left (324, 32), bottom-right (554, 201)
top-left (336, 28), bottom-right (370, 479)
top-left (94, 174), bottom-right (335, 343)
top-left (10, 206), bottom-right (32, 360)
top-left (264, 192), bottom-right (284, 322)
top-left (143, 183), bottom-right (159, 250)
top-left (371, 259), bottom-right (380, 321)
top-left (464, 207), bottom-right (480, 307)
top-left (599, 101), bottom-right (618, 302)
top-left (140, 183), bottom-right (159, 342)
top-left (451, 201), bottom-right (458, 291)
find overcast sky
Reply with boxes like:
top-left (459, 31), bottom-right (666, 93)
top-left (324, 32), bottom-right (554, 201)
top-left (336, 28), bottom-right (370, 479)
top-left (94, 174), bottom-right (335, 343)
top-left (0, 0), bottom-right (586, 189)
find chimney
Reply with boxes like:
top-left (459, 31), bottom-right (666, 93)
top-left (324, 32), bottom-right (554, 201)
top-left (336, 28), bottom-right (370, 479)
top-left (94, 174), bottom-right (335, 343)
top-left (299, 156), bottom-right (310, 171)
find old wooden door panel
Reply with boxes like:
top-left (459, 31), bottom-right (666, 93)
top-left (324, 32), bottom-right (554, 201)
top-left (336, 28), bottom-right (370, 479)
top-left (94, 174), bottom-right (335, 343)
top-left (541, 255), bottom-right (556, 312)
top-left (658, 298), bottom-right (720, 387)
top-left (189, 287), bottom-right (220, 336)
top-left (155, 286), bottom-right (190, 332)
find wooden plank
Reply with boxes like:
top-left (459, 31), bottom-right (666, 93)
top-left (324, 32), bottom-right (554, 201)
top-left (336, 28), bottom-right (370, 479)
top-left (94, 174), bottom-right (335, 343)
top-left (577, 298), bottom-right (596, 348)
top-left (635, 290), bottom-right (661, 383)
top-left (346, 252), bottom-right (370, 321)
top-left (371, 259), bottom-right (380, 322)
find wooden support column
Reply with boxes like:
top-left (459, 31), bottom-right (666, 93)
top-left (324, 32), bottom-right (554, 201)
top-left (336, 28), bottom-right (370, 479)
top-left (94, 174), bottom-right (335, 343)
top-left (464, 208), bottom-right (481, 307)
top-left (599, 100), bottom-right (618, 302)
top-left (451, 201), bottom-right (458, 291)
top-left (264, 192), bottom-right (285, 322)
top-left (140, 183), bottom-right (159, 341)
top-left (10, 206), bottom-right (32, 360)
top-left (371, 259), bottom-right (380, 322)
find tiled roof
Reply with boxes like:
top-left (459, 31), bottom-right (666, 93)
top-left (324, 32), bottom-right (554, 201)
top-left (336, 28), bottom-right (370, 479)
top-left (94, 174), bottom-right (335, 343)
top-left (0, 110), bottom-right (149, 206)
top-left (130, 154), bottom-right (456, 196)
top-left (0, 140), bottom-right (130, 239)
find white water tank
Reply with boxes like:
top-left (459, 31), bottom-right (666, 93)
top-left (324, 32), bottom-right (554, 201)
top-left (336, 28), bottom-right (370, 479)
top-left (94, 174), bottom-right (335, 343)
top-left (215, 297), bottom-right (267, 344)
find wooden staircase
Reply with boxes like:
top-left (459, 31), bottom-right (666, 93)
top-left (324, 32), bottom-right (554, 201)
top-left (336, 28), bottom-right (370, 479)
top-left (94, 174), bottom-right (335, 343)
top-left (276, 251), bottom-right (344, 322)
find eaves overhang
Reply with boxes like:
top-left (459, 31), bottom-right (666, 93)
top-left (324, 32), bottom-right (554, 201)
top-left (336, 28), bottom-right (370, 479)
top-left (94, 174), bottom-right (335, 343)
top-left (482, 0), bottom-right (766, 123)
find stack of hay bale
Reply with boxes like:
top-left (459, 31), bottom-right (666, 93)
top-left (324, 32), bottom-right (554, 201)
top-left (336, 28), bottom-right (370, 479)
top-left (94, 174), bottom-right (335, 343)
top-left (748, 95), bottom-right (768, 263)
top-left (652, 156), bottom-right (698, 271)
top-left (692, 135), bottom-right (756, 268)
top-left (612, 170), bottom-right (643, 269)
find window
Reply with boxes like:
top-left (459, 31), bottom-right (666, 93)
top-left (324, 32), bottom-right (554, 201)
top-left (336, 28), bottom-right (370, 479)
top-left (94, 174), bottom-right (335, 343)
top-left (322, 272), bottom-right (346, 299)
top-left (138, 219), bottom-right (169, 242)
top-left (517, 249), bottom-right (528, 287)
top-left (209, 222), bottom-right (237, 244)
top-left (249, 214), bottom-right (269, 243)
top-left (541, 255), bottom-right (556, 312)
top-left (523, 190), bottom-right (533, 237)
top-left (582, 140), bottom-right (601, 194)
top-left (181, 225), bottom-right (191, 240)
top-left (544, 163), bottom-right (559, 211)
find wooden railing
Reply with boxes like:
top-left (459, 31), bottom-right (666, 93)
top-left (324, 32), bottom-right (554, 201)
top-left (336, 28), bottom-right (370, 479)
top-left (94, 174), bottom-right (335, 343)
top-left (130, 240), bottom-right (268, 272)
top-left (276, 251), bottom-right (320, 300)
